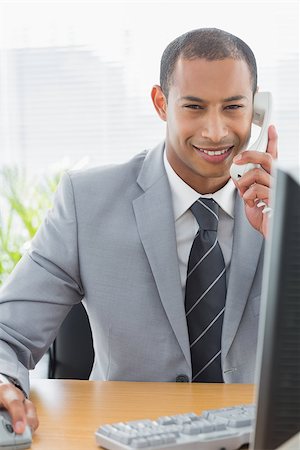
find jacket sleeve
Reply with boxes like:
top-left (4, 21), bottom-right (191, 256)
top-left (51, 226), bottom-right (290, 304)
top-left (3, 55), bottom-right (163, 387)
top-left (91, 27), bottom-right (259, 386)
top-left (0, 172), bottom-right (84, 396)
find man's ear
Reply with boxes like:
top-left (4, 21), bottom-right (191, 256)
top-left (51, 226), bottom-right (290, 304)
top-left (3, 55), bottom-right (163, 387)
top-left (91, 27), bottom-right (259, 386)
top-left (151, 85), bottom-right (167, 121)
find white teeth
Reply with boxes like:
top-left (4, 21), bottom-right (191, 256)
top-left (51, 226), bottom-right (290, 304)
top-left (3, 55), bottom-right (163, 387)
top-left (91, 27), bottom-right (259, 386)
top-left (198, 147), bottom-right (231, 155)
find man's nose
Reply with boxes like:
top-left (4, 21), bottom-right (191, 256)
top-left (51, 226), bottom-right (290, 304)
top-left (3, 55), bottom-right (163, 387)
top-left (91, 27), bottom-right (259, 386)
top-left (201, 112), bottom-right (228, 142)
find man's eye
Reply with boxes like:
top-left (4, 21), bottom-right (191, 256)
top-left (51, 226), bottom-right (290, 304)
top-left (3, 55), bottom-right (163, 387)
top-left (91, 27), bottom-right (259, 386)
top-left (225, 104), bottom-right (243, 110)
top-left (185, 104), bottom-right (204, 110)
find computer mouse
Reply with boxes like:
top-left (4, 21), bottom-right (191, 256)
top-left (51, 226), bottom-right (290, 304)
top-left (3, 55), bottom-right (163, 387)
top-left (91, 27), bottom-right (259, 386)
top-left (0, 410), bottom-right (32, 449)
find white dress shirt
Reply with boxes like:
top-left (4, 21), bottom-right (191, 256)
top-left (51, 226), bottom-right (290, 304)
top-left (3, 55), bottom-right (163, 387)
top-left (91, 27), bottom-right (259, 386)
top-left (163, 151), bottom-right (236, 296)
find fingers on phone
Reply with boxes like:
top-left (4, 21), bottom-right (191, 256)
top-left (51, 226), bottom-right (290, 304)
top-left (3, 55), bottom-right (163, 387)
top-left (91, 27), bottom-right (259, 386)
top-left (242, 184), bottom-right (270, 208)
top-left (234, 167), bottom-right (271, 196)
top-left (235, 151), bottom-right (273, 173)
top-left (267, 125), bottom-right (278, 159)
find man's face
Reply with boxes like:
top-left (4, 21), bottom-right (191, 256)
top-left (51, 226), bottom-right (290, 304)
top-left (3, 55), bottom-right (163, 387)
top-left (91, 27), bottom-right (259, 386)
top-left (158, 57), bottom-right (254, 193)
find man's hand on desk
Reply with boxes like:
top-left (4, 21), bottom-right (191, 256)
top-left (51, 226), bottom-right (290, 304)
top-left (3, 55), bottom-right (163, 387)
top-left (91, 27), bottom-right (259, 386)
top-left (0, 382), bottom-right (39, 434)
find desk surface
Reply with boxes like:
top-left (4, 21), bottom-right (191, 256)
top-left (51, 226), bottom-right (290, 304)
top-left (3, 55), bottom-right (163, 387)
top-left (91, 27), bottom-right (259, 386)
top-left (29, 379), bottom-right (254, 450)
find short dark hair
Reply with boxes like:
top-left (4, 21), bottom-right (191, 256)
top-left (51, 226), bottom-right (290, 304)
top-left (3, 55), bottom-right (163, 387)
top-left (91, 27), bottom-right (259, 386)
top-left (160, 28), bottom-right (257, 98)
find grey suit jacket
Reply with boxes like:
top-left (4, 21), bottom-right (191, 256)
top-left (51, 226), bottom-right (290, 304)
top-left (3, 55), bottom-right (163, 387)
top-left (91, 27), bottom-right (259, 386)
top-left (0, 142), bottom-right (264, 395)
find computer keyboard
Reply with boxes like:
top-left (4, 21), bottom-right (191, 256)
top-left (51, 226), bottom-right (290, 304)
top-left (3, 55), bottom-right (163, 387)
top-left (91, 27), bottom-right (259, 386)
top-left (95, 404), bottom-right (255, 450)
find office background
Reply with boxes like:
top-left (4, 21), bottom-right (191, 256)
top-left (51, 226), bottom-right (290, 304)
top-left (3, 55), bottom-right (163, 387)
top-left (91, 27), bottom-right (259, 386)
top-left (0, 0), bottom-right (299, 172)
top-left (0, 0), bottom-right (298, 377)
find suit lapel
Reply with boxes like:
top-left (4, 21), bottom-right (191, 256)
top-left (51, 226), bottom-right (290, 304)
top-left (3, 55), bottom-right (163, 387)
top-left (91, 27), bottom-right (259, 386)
top-left (222, 194), bottom-right (264, 357)
top-left (132, 143), bottom-right (191, 368)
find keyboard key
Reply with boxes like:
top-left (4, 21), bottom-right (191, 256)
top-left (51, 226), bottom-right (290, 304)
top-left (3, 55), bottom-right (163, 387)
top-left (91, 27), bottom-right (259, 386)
top-left (127, 420), bottom-right (153, 428)
top-left (148, 435), bottom-right (164, 446)
top-left (213, 420), bottom-right (227, 431)
top-left (182, 424), bottom-right (204, 435)
top-left (131, 437), bottom-right (149, 448)
top-left (161, 433), bottom-right (177, 444)
top-left (156, 416), bottom-right (175, 425)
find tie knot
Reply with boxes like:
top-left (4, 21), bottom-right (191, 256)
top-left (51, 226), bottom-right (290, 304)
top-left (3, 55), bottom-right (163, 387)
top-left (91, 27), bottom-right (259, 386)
top-left (191, 198), bottom-right (219, 231)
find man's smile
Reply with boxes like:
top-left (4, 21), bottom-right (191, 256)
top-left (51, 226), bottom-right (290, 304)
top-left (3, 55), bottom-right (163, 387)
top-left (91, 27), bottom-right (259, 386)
top-left (192, 144), bottom-right (235, 162)
top-left (192, 145), bottom-right (234, 155)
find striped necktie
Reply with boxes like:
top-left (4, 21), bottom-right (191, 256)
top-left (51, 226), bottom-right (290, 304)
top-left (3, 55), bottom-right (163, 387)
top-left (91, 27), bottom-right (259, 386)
top-left (185, 198), bottom-right (226, 382)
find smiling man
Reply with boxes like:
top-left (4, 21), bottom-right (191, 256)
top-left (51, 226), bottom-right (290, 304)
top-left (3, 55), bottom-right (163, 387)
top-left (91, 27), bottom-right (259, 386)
top-left (0, 28), bottom-right (277, 433)
top-left (153, 58), bottom-right (254, 192)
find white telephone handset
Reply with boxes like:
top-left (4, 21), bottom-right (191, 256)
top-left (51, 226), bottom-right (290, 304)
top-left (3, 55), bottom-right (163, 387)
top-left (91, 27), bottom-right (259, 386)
top-left (230, 91), bottom-right (273, 213)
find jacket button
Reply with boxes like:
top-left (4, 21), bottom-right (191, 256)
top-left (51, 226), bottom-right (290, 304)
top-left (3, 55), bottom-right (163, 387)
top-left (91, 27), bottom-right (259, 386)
top-left (176, 374), bottom-right (189, 382)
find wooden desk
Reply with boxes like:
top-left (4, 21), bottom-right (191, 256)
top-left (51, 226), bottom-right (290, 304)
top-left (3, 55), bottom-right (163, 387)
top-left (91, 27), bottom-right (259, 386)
top-left (29, 379), bottom-right (254, 450)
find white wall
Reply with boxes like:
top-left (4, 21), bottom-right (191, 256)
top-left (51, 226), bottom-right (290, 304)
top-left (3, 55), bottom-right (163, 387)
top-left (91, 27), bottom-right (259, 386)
top-left (0, 0), bottom-right (298, 171)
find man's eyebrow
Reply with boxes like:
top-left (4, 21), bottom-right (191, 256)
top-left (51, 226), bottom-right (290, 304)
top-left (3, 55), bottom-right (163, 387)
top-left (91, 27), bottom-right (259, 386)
top-left (180, 96), bottom-right (206, 102)
top-left (223, 95), bottom-right (248, 102)
top-left (179, 95), bottom-right (248, 103)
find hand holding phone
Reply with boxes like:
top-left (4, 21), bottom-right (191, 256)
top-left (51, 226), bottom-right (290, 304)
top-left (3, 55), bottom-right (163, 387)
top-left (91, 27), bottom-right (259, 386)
top-left (230, 91), bottom-right (273, 214)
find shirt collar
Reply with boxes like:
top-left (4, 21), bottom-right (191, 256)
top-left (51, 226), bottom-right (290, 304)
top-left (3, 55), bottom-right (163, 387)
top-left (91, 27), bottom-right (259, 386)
top-left (163, 150), bottom-right (236, 221)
